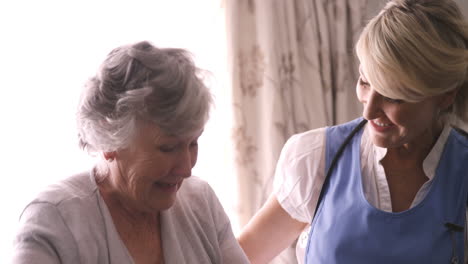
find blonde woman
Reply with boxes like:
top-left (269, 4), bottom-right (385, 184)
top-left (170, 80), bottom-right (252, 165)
top-left (239, 0), bottom-right (468, 263)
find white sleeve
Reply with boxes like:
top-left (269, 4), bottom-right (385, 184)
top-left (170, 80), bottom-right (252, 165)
top-left (273, 127), bottom-right (327, 224)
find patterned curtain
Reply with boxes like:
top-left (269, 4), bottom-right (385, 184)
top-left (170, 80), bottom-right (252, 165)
top-left (225, 0), bottom-right (381, 263)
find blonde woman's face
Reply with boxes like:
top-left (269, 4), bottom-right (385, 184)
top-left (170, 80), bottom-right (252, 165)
top-left (355, 67), bottom-right (446, 149)
top-left (110, 123), bottom-right (201, 213)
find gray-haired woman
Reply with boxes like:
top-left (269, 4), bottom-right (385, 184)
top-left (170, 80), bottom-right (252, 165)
top-left (13, 41), bottom-right (249, 264)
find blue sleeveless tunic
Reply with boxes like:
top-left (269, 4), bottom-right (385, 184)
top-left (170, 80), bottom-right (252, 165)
top-left (304, 118), bottom-right (468, 263)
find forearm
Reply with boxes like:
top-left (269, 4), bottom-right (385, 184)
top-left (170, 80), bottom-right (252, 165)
top-left (238, 194), bottom-right (308, 264)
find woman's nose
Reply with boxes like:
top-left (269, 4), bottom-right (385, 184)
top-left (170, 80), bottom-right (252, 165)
top-left (173, 148), bottom-right (195, 178)
top-left (362, 89), bottom-right (382, 120)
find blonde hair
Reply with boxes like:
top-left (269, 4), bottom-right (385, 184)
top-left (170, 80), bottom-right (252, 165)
top-left (356, 0), bottom-right (468, 124)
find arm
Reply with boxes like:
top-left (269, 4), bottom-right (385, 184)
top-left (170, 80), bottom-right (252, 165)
top-left (239, 128), bottom-right (326, 263)
top-left (238, 194), bottom-right (308, 264)
top-left (12, 202), bottom-right (76, 264)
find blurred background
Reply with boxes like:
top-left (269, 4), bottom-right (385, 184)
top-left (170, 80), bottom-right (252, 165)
top-left (1, 0), bottom-right (467, 263)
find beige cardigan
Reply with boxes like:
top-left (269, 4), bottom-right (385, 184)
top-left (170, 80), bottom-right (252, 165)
top-left (12, 171), bottom-right (249, 264)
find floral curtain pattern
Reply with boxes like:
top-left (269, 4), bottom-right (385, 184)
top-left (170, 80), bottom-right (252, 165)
top-left (226, 0), bottom-right (382, 263)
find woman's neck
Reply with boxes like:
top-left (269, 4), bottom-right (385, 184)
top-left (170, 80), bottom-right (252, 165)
top-left (97, 174), bottom-right (159, 225)
top-left (97, 176), bottom-right (164, 263)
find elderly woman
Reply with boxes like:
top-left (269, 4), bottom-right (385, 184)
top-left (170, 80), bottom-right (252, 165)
top-left (13, 41), bottom-right (249, 263)
top-left (239, 0), bottom-right (468, 263)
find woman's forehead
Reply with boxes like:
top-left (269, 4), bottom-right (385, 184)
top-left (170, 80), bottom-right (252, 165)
top-left (358, 63), bottom-right (407, 98)
top-left (139, 123), bottom-right (203, 141)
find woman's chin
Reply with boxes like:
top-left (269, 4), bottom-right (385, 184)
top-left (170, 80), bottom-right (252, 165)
top-left (368, 129), bottom-right (397, 148)
top-left (370, 136), bottom-right (394, 149)
top-left (147, 193), bottom-right (178, 212)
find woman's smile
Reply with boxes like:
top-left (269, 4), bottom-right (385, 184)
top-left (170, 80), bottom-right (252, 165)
top-left (153, 180), bottom-right (183, 193)
top-left (369, 119), bottom-right (395, 133)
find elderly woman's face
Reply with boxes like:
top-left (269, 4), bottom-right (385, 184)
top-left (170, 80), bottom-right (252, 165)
top-left (356, 67), bottom-right (449, 149)
top-left (111, 123), bottom-right (201, 213)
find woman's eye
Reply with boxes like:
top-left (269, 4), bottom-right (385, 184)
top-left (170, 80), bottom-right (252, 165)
top-left (190, 141), bottom-right (198, 148)
top-left (158, 145), bottom-right (177, 153)
top-left (359, 78), bottom-right (370, 87)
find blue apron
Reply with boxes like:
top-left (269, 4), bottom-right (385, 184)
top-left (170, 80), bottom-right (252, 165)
top-left (304, 118), bottom-right (468, 263)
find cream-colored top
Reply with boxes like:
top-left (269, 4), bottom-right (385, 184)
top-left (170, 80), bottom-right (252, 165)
top-left (274, 124), bottom-right (468, 263)
top-left (13, 171), bottom-right (249, 264)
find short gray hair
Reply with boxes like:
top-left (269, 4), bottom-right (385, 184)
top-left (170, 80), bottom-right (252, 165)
top-left (77, 41), bottom-right (213, 153)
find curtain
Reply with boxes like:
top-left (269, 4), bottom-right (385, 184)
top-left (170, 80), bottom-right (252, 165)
top-left (226, 0), bottom-right (380, 263)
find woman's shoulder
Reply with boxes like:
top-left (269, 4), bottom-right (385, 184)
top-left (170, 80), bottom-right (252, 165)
top-left (178, 176), bottom-right (217, 202)
top-left (165, 177), bottom-right (229, 238)
top-left (280, 118), bottom-right (364, 161)
top-left (18, 170), bottom-right (105, 237)
top-left (452, 126), bottom-right (468, 146)
top-left (15, 171), bottom-right (110, 264)
top-left (19, 171), bottom-right (100, 224)
top-left (30, 171), bottom-right (98, 206)
top-left (282, 126), bottom-right (328, 162)
top-left (172, 176), bottom-right (226, 218)
top-left (162, 177), bottom-right (244, 263)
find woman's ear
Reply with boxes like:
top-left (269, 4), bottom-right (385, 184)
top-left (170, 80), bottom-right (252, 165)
top-left (439, 88), bottom-right (458, 110)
